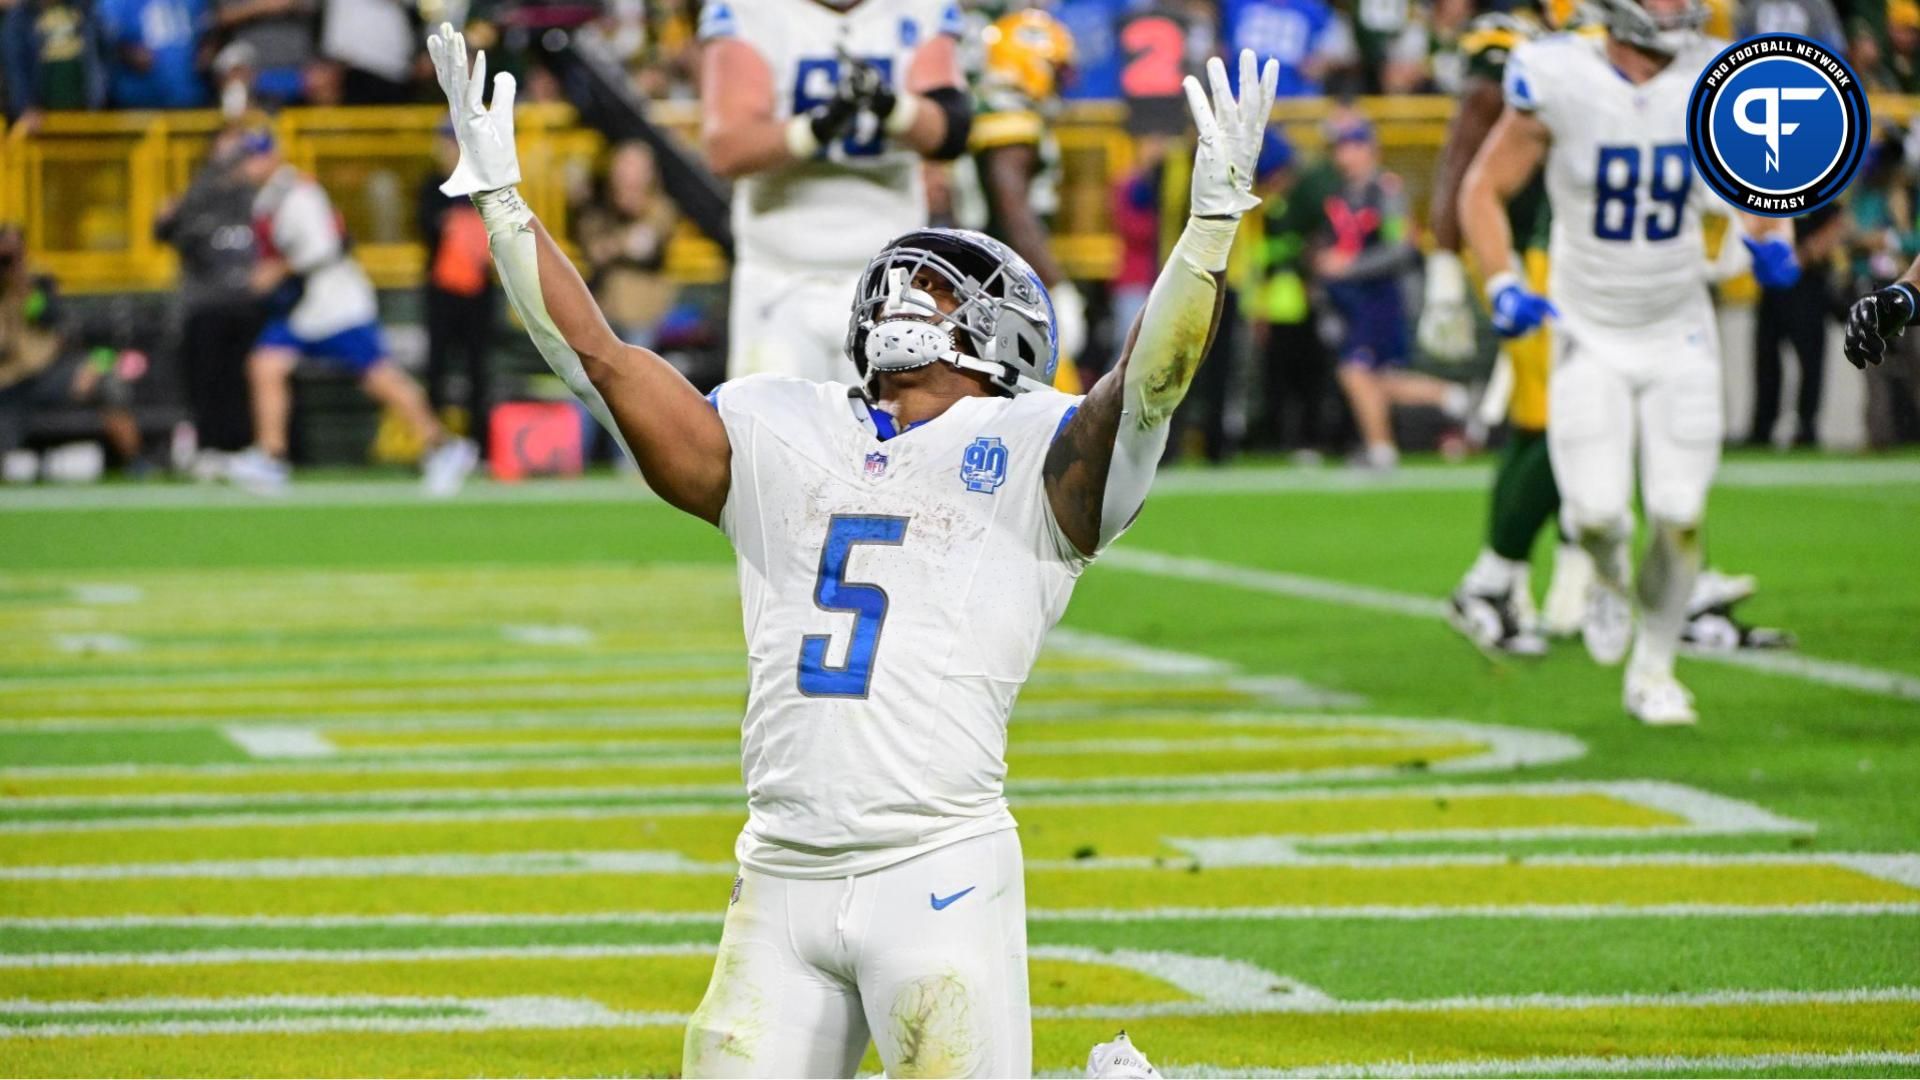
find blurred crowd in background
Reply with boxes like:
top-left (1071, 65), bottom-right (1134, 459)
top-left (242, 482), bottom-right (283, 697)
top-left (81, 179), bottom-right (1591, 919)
top-left (7, 0), bottom-right (1920, 485)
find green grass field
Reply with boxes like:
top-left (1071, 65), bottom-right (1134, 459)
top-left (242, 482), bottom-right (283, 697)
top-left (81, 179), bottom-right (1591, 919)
top-left (3, 456), bottom-right (1919, 1077)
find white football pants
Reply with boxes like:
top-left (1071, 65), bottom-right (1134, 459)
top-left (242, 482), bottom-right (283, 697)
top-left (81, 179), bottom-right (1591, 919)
top-left (682, 828), bottom-right (1031, 1079)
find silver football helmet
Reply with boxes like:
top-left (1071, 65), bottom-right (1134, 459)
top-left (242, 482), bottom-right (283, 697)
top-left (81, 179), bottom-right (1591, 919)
top-left (1594, 0), bottom-right (1707, 54)
top-left (847, 228), bottom-right (1058, 395)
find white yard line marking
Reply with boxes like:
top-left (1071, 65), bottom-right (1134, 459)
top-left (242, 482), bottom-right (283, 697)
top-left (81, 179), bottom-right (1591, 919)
top-left (1144, 1051), bottom-right (1920, 1080)
top-left (49, 634), bottom-right (139, 655)
top-left (1045, 628), bottom-right (1234, 675)
top-left (6, 983), bottom-right (1919, 1038)
top-left (7, 899), bottom-right (1919, 934)
top-left (0, 779), bottom-right (1796, 835)
top-left (499, 625), bottom-right (596, 647)
top-left (1101, 548), bottom-right (1920, 702)
top-left (219, 726), bottom-right (336, 760)
top-left (66, 584), bottom-right (143, 605)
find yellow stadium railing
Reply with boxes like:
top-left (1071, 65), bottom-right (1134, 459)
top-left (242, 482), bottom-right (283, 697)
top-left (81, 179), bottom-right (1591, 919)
top-left (6, 95), bottom-right (1916, 294)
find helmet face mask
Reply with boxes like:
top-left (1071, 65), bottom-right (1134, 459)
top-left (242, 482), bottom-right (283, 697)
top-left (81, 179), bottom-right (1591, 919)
top-left (1597, 0), bottom-right (1707, 54)
top-left (847, 229), bottom-right (1058, 395)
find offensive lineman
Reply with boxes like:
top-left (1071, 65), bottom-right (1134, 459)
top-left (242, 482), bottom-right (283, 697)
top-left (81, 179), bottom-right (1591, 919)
top-left (1458, 0), bottom-right (1797, 723)
top-left (427, 23), bottom-right (1277, 1077)
top-left (699, 0), bottom-right (973, 383)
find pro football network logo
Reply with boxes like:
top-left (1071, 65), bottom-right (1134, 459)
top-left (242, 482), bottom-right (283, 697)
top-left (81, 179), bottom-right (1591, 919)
top-left (1687, 33), bottom-right (1868, 216)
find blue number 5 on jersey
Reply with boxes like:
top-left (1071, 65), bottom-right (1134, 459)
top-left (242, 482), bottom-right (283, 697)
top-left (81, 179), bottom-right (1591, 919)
top-left (798, 514), bottom-right (909, 698)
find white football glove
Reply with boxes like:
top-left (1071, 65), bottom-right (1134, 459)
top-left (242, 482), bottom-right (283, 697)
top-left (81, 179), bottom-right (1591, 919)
top-left (1087, 1031), bottom-right (1162, 1079)
top-left (1182, 50), bottom-right (1279, 221)
top-left (1052, 279), bottom-right (1088, 361)
top-left (427, 22), bottom-right (521, 197)
top-left (1418, 249), bottom-right (1478, 363)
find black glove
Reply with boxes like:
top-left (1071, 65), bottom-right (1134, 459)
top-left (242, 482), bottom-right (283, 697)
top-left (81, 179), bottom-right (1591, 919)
top-left (844, 56), bottom-right (897, 127)
top-left (802, 67), bottom-right (868, 149)
top-left (1844, 283), bottom-right (1918, 369)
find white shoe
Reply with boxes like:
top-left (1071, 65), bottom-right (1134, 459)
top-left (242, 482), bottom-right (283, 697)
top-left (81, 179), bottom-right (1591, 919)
top-left (1087, 1031), bottom-right (1161, 1079)
top-left (1689, 568), bottom-right (1757, 618)
top-left (227, 447), bottom-right (290, 496)
top-left (1582, 577), bottom-right (1633, 666)
top-left (1542, 543), bottom-right (1593, 638)
top-left (1449, 587), bottom-right (1548, 657)
top-left (1625, 667), bottom-right (1698, 726)
top-left (422, 438), bottom-right (479, 498)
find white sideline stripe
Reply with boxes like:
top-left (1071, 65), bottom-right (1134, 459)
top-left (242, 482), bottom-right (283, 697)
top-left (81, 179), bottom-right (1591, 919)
top-left (7, 986), bottom-right (1920, 1039)
top-left (8, 849), bottom-right (1911, 885)
top-left (219, 726), bottom-right (336, 760)
top-left (4, 458), bottom-right (1914, 512)
top-left (8, 900), bottom-right (1920, 933)
top-left (1101, 548), bottom-right (1920, 702)
top-left (1144, 1051), bottom-right (1920, 1080)
top-left (0, 778), bottom-right (1800, 835)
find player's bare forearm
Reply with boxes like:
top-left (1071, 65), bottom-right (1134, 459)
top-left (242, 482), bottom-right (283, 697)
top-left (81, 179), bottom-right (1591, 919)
top-left (1459, 108), bottom-right (1547, 282)
top-left (1044, 223), bottom-right (1228, 555)
top-left (700, 39), bottom-right (793, 179)
top-left (981, 143), bottom-right (1068, 286)
top-left (1430, 78), bottom-right (1505, 252)
top-left (526, 218), bottom-right (730, 522)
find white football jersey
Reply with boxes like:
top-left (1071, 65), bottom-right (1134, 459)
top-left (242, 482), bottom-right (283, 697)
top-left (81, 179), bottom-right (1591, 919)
top-left (1505, 33), bottom-right (1726, 330)
top-left (709, 375), bottom-right (1088, 879)
top-left (699, 0), bottom-right (961, 271)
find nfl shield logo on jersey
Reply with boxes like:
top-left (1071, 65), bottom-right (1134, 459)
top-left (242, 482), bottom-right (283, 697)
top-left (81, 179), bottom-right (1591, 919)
top-left (959, 437), bottom-right (1009, 494)
top-left (864, 451), bottom-right (890, 481)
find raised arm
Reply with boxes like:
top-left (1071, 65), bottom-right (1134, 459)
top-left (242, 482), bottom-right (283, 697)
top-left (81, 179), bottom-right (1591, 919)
top-left (1043, 51), bottom-right (1277, 557)
top-left (428, 25), bottom-right (729, 524)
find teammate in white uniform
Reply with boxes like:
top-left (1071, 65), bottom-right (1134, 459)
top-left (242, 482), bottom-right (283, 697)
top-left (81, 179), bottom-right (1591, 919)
top-left (428, 24), bottom-right (1278, 1077)
top-left (1459, 0), bottom-right (1798, 724)
top-left (700, 0), bottom-right (972, 384)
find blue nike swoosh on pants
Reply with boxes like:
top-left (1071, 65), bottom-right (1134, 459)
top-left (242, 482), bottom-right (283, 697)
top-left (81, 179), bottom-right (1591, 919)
top-left (929, 886), bottom-right (975, 910)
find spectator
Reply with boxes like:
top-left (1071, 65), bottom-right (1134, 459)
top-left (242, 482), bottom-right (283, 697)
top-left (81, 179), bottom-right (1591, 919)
top-left (1883, 0), bottom-right (1920, 93)
top-left (155, 128), bottom-right (262, 462)
top-left (1221, 0), bottom-right (1358, 98)
top-left (573, 141), bottom-right (679, 350)
top-left (1249, 126), bottom-right (1336, 457)
top-left (418, 121), bottom-right (497, 453)
top-left (1348, 0), bottom-right (1428, 93)
top-left (0, 225), bottom-right (143, 470)
top-left (226, 131), bottom-right (476, 496)
top-left (1315, 116), bottom-right (1468, 468)
top-left (209, 0), bottom-right (315, 106)
top-left (1735, 0), bottom-right (1845, 49)
top-left (98, 0), bottom-right (210, 108)
top-left (1748, 202), bottom-right (1845, 448)
top-left (319, 0), bottom-right (419, 104)
top-left (2, 0), bottom-right (105, 130)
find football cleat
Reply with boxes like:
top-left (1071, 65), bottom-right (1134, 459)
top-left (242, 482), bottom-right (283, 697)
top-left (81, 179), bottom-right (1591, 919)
top-left (1449, 588), bottom-right (1548, 658)
top-left (1582, 577), bottom-right (1633, 666)
top-left (1625, 666), bottom-right (1698, 726)
top-left (1087, 1031), bottom-right (1161, 1079)
top-left (1687, 568), bottom-right (1757, 618)
top-left (1541, 543), bottom-right (1593, 638)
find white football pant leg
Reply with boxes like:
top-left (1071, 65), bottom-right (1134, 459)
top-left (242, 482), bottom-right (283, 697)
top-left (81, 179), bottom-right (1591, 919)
top-left (727, 260), bottom-right (862, 384)
top-left (1546, 331), bottom-right (1636, 550)
top-left (848, 830), bottom-right (1032, 1079)
top-left (683, 870), bottom-right (869, 1079)
top-left (1637, 326), bottom-right (1723, 529)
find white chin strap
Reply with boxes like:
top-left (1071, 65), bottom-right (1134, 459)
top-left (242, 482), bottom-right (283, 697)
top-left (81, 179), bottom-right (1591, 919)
top-left (863, 268), bottom-right (1003, 382)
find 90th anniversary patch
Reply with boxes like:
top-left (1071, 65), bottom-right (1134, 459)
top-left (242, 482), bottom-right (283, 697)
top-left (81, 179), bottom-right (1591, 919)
top-left (1686, 33), bottom-right (1869, 216)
